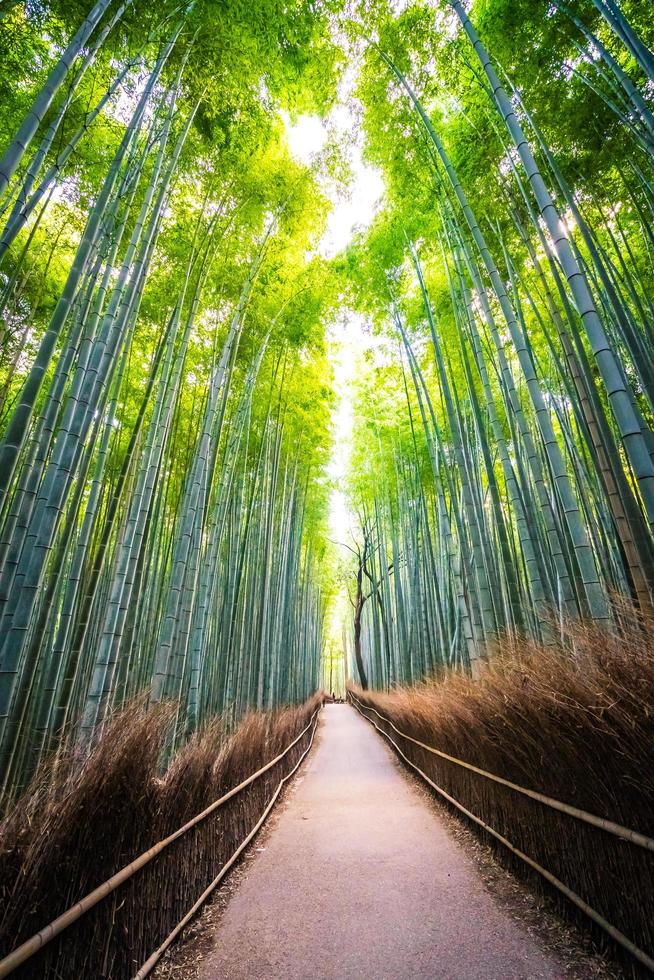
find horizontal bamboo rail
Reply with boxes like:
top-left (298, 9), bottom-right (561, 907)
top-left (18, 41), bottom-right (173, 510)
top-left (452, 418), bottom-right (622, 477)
top-left (349, 693), bottom-right (654, 974)
top-left (0, 707), bottom-right (321, 979)
top-left (349, 692), bottom-right (654, 851)
top-left (133, 709), bottom-right (320, 978)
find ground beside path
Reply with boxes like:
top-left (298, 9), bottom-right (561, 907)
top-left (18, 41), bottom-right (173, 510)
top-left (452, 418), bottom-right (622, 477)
top-left (192, 703), bottom-right (583, 980)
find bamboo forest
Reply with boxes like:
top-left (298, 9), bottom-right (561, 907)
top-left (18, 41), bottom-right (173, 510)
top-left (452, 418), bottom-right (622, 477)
top-left (1, 1), bottom-right (654, 977)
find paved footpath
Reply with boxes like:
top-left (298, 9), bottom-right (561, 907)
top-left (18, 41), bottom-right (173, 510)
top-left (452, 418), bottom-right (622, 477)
top-left (199, 704), bottom-right (567, 980)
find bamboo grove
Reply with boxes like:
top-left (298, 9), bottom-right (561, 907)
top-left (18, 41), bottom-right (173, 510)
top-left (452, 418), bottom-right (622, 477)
top-left (343, 0), bottom-right (654, 688)
top-left (0, 0), bottom-right (340, 798)
top-left (2, 0), bottom-right (654, 796)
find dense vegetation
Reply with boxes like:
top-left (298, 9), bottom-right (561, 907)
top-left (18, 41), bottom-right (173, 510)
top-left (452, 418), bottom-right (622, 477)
top-left (344, 0), bottom-right (654, 689)
top-left (1, 0), bottom-right (654, 809)
top-left (0, 0), bottom-right (341, 800)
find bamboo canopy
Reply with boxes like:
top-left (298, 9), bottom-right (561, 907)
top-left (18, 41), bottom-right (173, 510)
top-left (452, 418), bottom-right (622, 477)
top-left (0, 0), bottom-right (654, 793)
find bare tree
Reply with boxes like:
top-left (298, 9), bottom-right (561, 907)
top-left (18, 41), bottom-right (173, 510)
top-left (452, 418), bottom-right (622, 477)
top-left (344, 518), bottom-right (395, 691)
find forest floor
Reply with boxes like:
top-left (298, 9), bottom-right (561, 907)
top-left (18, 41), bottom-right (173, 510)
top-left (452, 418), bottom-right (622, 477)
top-left (153, 704), bottom-right (618, 980)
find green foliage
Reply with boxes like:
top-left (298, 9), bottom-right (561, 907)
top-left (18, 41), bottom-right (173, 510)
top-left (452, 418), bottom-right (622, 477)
top-left (342, 0), bottom-right (654, 688)
top-left (2, 0), bottom-right (654, 797)
top-left (0, 0), bottom-right (344, 796)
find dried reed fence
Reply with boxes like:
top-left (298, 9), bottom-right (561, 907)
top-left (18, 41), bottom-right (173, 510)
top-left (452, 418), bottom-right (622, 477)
top-left (0, 693), bottom-right (321, 978)
top-left (349, 616), bottom-right (654, 978)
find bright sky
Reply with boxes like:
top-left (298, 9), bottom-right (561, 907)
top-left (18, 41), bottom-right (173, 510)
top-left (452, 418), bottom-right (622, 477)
top-left (284, 108), bottom-right (384, 545)
top-left (283, 106), bottom-right (384, 258)
top-left (325, 311), bottom-right (363, 543)
top-left (283, 106), bottom-right (385, 674)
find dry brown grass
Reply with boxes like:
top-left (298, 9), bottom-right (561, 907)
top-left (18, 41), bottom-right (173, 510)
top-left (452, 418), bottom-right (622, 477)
top-left (350, 609), bottom-right (654, 977)
top-left (0, 693), bottom-right (321, 978)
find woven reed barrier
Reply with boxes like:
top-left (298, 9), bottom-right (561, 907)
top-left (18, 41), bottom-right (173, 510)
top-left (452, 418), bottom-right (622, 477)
top-left (350, 692), bottom-right (654, 976)
top-left (0, 700), bottom-right (321, 979)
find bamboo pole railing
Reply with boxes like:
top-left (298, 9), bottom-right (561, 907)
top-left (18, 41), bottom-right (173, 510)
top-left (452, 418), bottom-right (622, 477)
top-left (349, 692), bottom-right (654, 974)
top-left (0, 707), bottom-right (321, 979)
top-left (348, 693), bottom-right (654, 850)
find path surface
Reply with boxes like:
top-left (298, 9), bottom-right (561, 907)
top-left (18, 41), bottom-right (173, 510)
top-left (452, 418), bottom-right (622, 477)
top-left (199, 704), bottom-right (567, 979)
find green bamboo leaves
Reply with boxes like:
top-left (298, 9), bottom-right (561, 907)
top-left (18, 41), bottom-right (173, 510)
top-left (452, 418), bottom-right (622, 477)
top-left (3, 0), bottom-right (654, 789)
top-left (0, 1), bottom-right (337, 800)
top-left (347, 0), bottom-right (654, 689)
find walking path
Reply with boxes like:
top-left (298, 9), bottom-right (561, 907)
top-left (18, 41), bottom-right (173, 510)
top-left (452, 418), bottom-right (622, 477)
top-left (198, 704), bottom-right (567, 979)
